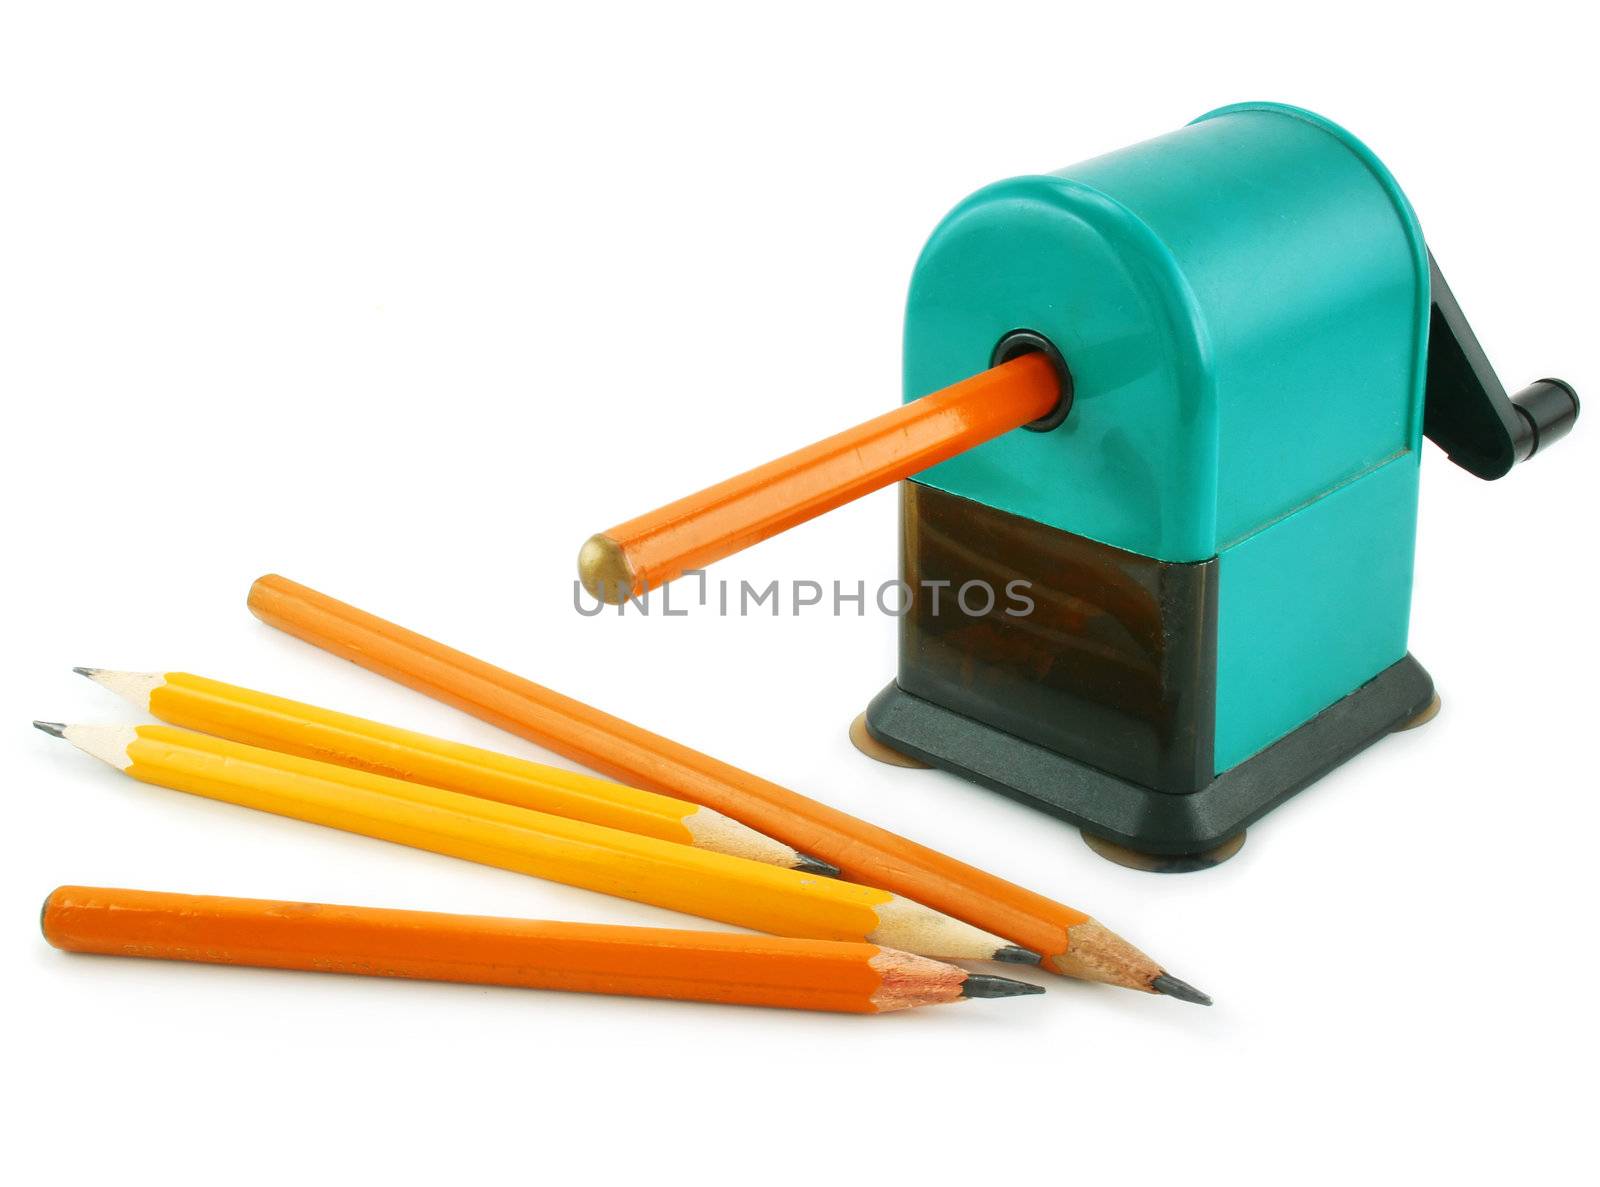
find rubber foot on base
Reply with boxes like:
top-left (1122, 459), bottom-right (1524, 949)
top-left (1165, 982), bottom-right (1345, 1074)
top-left (1081, 829), bottom-right (1247, 873)
top-left (849, 712), bottom-right (931, 769)
top-left (1393, 692), bottom-right (1442, 732)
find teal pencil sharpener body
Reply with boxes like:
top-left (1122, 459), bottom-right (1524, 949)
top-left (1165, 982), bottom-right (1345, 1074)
top-left (860, 103), bottom-right (1579, 870)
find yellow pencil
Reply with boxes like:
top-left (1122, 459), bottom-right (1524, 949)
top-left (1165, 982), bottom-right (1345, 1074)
top-left (34, 721), bottom-right (1038, 964)
top-left (73, 668), bottom-right (837, 875)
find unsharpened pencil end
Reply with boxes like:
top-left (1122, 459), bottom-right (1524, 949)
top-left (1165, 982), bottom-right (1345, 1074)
top-left (961, 973), bottom-right (1046, 1000)
top-left (578, 534), bottom-right (638, 604)
top-left (33, 721), bottom-right (66, 738)
top-left (1152, 973), bottom-right (1212, 1006)
top-left (792, 854), bottom-right (842, 877)
top-left (991, 944), bottom-right (1044, 966)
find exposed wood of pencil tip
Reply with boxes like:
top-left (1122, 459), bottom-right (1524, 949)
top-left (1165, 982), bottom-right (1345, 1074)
top-left (870, 949), bottom-right (1043, 1010)
top-left (1058, 919), bottom-right (1211, 1005)
top-left (863, 895), bottom-right (1042, 965)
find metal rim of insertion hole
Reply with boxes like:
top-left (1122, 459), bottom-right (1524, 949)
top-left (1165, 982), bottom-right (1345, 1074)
top-left (991, 329), bottom-right (1074, 431)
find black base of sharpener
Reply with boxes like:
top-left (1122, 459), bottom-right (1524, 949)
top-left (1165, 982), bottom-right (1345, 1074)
top-left (858, 481), bottom-right (1439, 872)
top-left (864, 653), bottom-right (1435, 871)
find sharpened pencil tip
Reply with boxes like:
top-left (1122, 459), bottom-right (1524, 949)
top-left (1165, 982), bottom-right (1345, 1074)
top-left (72, 667), bottom-right (102, 679)
top-left (961, 973), bottom-right (1046, 1000)
top-left (1152, 973), bottom-right (1212, 1006)
top-left (792, 853), bottom-right (842, 877)
top-left (992, 944), bottom-right (1044, 966)
top-left (33, 721), bottom-right (66, 738)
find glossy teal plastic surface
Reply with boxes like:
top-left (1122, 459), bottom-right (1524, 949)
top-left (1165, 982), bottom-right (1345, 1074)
top-left (902, 103), bottom-right (1432, 770)
top-left (1213, 451), bottom-right (1418, 771)
top-left (904, 102), bottom-right (1430, 560)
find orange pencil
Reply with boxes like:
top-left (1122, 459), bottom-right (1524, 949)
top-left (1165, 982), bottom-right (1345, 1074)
top-left (247, 574), bottom-right (1209, 1003)
top-left (578, 352), bottom-right (1061, 602)
top-left (42, 886), bottom-right (1045, 1014)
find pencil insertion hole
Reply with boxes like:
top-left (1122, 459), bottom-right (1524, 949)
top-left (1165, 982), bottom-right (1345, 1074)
top-left (991, 330), bottom-right (1073, 432)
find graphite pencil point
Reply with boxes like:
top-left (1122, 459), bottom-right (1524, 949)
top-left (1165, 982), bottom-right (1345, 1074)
top-left (1151, 973), bottom-right (1212, 1006)
top-left (961, 973), bottom-right (1046, 1000)
top-left (792, 854), bottom-right (842, 877)
top-left (992, 944), bottom-right (1044, 966)
top-left (72, 667), bottom-right (102, 679)
top-left (33, 720), bottom-right (66, 737)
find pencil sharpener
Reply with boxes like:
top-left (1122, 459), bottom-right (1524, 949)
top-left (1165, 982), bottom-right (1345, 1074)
top-left (859, 102), bottom-right (1578, 870)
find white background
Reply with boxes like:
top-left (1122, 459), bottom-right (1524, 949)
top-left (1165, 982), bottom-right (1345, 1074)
top-left (3, 3), bottom-right (1595, 1183)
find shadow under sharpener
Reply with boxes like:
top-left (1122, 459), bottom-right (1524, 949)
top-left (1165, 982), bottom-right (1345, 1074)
top-left (862, 102), bottom-right (1577, 867)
